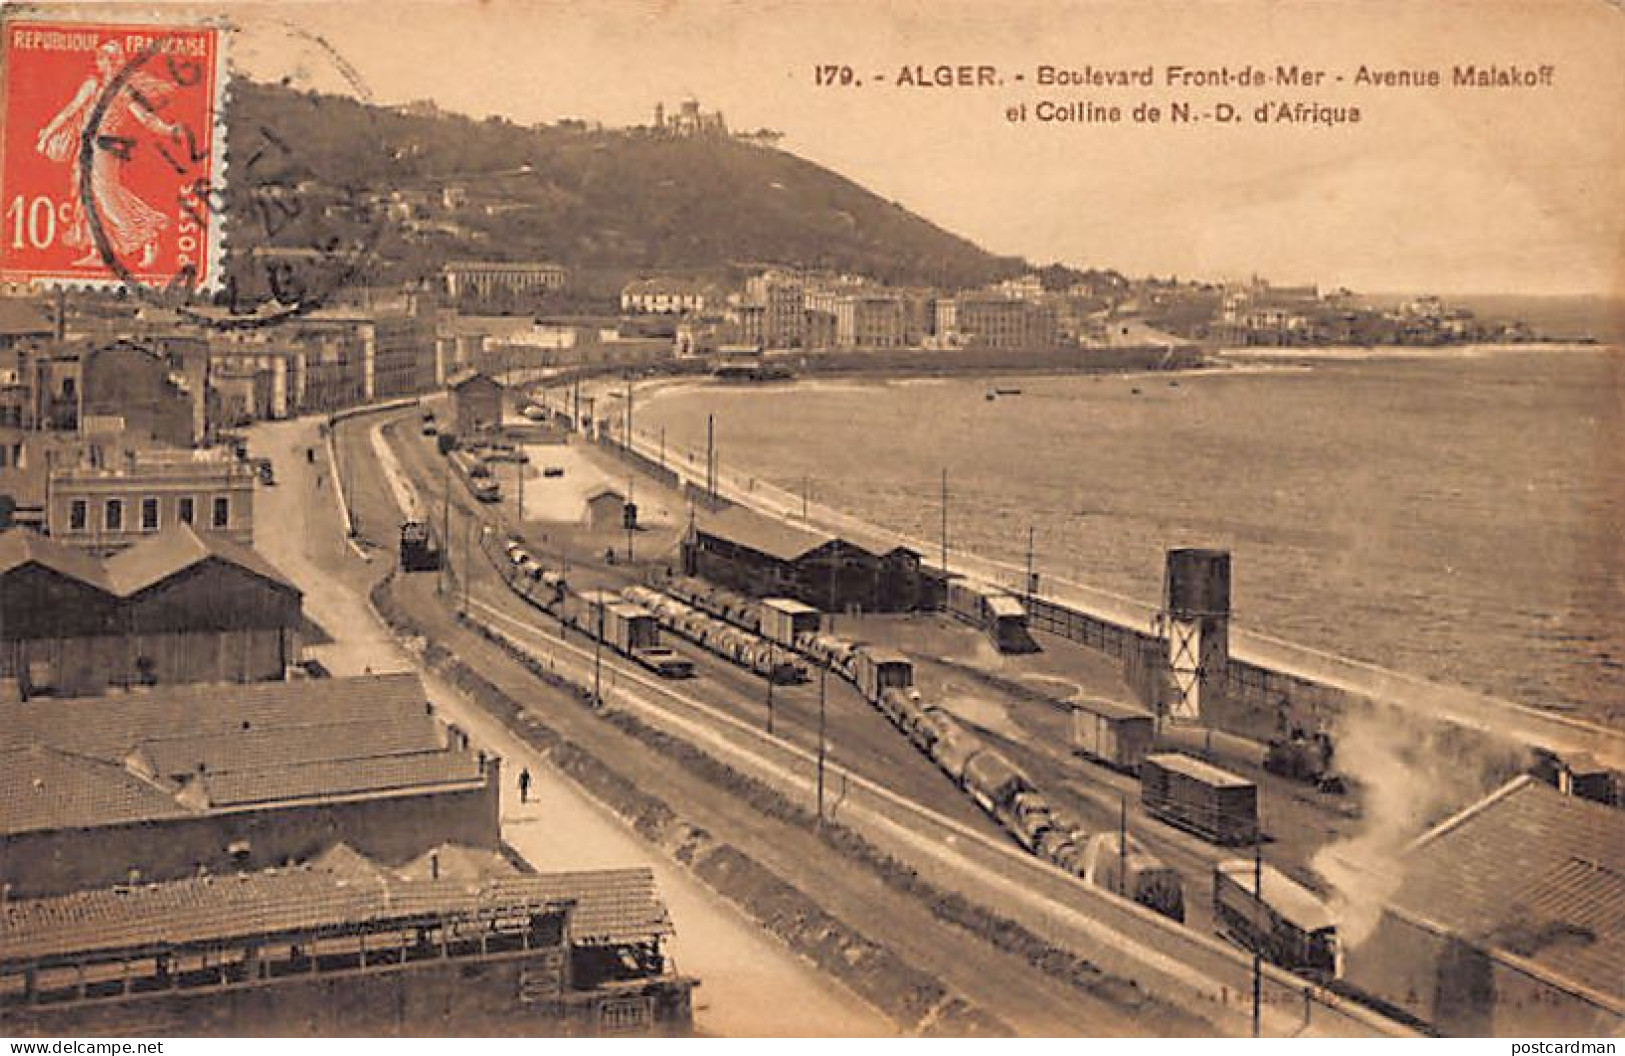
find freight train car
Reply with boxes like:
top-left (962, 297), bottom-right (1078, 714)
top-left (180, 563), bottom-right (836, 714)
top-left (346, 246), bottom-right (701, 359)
top-left (1213, 859), bottom-right (1341, 981)
top-left (1071, 698), bottom-right (1156, 773)
top-left (852, 647), bottom-right (913, 703)
top-left (1079, 831), bottom-right (1186, 922)
top-left (759, 597), bottom-right (822, 648)
top-left (1141, 753), bottom-right (1259, 845)
top-left (945, 578), bottom-right (1039, 653)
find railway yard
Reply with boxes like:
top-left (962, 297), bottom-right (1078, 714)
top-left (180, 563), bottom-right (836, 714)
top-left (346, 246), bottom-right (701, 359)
top-left (328, 390), bottom-right (1435, 1037)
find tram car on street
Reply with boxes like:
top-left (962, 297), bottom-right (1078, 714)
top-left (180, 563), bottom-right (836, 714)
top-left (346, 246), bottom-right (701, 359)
top-left (1213, 859), bottom-right (1342, 982)
top-left (398, 520), bottom-right (442, 572)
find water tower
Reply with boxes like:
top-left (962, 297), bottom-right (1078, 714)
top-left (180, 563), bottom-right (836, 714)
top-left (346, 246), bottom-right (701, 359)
top-left (1160, 548), bottom-right (1231, 723)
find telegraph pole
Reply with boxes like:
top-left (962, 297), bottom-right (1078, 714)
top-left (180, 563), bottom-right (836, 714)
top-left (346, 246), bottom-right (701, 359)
top-left (705, 413), bottom-right (715, 505)
top-left (816, 662), bottom-right (828, 822)
top-left (1119, 793), bottom-right (1129, 896)
top-left (1026, 525), bottom-right (1036, 601)
top-left (765, 661), bottom-right (776, 735)
top-left (1252, 833), bottom-right (1264, 1038)
top-left (939, 468), bottom-right (948, 573)
top-left (438, 459), bottom-right (450, 595)
top-left (624, 373), bottom-right (632, 453)
top-left (461, 516), bottom-right (472, 615)
top-left (802, 475), bottom-right (810, 521)
top-left (659, 426), bottom-right (666, 471)
top-left (593, 601), bottom-right (604, 708)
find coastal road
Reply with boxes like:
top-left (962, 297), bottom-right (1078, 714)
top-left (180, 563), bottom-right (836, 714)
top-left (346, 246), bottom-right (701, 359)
top-left (247, 411), bottom-right (894, 1038)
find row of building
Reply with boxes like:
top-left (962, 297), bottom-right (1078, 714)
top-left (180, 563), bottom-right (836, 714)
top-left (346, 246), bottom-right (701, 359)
top-left (0, 514), bottom-right (696, 1032)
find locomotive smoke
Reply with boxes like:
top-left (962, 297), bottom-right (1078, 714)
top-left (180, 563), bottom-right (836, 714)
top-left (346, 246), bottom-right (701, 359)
top-left (1311, 703), bottom-right (1526, 949)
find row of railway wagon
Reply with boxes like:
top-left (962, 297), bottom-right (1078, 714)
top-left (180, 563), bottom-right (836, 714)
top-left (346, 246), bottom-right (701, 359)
top-left (649, 578), bottom-right (1188, 923)
top-left (487, 561), bottom-right (1342, 983)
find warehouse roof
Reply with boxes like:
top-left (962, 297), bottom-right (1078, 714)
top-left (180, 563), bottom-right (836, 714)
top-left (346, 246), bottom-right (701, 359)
top-left (0, 528), bottom-right (110, 589)
top-left (0, 672), bottom-right (428, 759)
top-left (0, 674), bottom-right (485, 836)
top-left (0, 864), bottom-right (670, 966)
top-left (696, 505), bottom-right (839, 563)
top-left (1394, 777), bottom-right (1625, 1002)
top-left (0, 524), bottom-right (297, 600)
top-left (104, 523), bottom-right (299, 597)
top-left (0, 745), bottom-right (192, 834)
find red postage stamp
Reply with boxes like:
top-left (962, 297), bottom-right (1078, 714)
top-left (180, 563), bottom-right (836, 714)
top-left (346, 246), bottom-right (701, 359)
top-left (0, 18), bottom-right (226, 291)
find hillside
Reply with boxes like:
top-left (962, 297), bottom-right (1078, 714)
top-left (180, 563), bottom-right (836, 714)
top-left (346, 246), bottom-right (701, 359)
top-left (222, 81), bottom-right (1024, 299)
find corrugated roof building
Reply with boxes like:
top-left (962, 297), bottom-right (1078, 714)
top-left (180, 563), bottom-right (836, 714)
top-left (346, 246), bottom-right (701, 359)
top-left (0, 523), bottom-right (300, 699)
top-left (0, 852), bottom-right (695, 1036)
top-left (684, 504), bottom-right (934, 613)
top-left (1345, 776), bottom-right (1625, 1035)
top-left (0, 673), bottom-right (502, 898)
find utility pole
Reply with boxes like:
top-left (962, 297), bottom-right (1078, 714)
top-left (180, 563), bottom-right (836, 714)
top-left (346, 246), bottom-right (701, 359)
top-left (1119, 793), bottom-right (1128, 897)
top-left (516, 455), bottom-right (525, 523)
top-left (593, 600), bottom-right (604, 708)
top-left (939, 467), bottom-right (948, 573)
top-left (1252, 833), bottom-right (1264, 1038)
top-left (438, 459), bottom-right (450, 595)
top-left (659, 426), bottom-right (666, 471)
top-left (624, 373), bottom-right (632, 453)
top-left (626, 477), bottom-right (635, 563)
top-left (1026, 525), bottom-right (1036, 601)
top-left (765, 659), bottom-right (776, 735)
top-left (705, 413), bottom-right (715, 506)
top-left (572, 375), bottom-right (581, 434)
top-left (802, 475), bottom-right (810, 521)
top-left (816, 662), bottom-right (828, 822)
top-left (461, 516), bottom-right (472, 615)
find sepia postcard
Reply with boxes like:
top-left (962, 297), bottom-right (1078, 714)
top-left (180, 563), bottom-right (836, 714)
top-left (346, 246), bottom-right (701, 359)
top-left (0, 0), bottom-right (1621, 1041)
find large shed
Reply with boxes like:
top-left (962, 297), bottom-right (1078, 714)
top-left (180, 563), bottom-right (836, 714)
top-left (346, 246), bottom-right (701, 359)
top-left (0, 524), bottom-right (302, 697)
top-left (1345, 777), bottom-right (1625, 1035)
top-left (683, 505), bottom-right (931, 613)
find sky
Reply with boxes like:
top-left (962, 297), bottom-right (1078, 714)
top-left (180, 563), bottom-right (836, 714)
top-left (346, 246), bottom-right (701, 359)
top-left (31, 0), bottom-right (1625, 295)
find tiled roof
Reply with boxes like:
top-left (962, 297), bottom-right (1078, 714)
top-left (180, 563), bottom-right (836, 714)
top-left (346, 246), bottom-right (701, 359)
top-left (1396, 777), bottom-right (1625, 1001)
top-left (0, 528), bottom-right (111, 589)
top-left (0, 745), bottom-right (191, 836)
top-left (0, 675), bottom-right (474, 836)
top-left (0, 672), bottom-right (429, 759)
top-left (0, 865), bottom-right (670, 964)
top-left (198, 749), bottom-right (485, 808)
top-left (131, 713), bottom-right (447, 781)
top-left (104, 523), bottom-right (299, 597)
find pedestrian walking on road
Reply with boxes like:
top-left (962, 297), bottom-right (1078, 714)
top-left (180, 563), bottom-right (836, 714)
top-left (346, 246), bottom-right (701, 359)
top-left (519, 767), bottom-right (532, 804)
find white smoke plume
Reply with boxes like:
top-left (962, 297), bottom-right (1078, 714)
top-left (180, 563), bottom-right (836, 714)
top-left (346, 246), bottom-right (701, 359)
top-left (1312, 700), bottom-right (1527, 948)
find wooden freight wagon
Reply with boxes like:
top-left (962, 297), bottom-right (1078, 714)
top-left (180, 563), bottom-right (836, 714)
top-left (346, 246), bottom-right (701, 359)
top-left (759, 597), bottom-right (821, 648)
top-left (852, 648), bottom-right (913, 703)
top-left (1071, 698), bottom-right (1155, 772)
top-left (1140, 752), bottom-right (1258, 845)
top-left (1213, 859), bottom-right (1340, 980)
